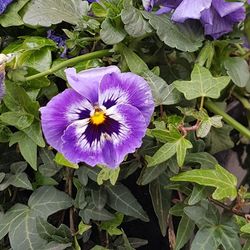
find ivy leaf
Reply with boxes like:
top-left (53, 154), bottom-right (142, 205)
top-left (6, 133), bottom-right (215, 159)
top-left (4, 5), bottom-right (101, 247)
top-left (174, 64), bottom-right (230, 100)
top-left (100, 213), bottom-right (124, 236)
top-left (240, 223), bottom-right (250, 234)
top-left (54, 152), bottom-right (79, 169)
top-left (171, 164), bottom-right (237, 200)
top-left (142, 12), bottom-right (204, 52)
top-left (197, 115), bottom-right (223, 138)
top-left (97, 166), bottom-right (120, 185)
top-left (146, 127), bottom-right (192, 167)
top-left (1, 186), bottom-right (72, 250)
top-left (121, 6), bottom-right (152, 37)
top-left (80, 203), bottom-right (115, 223)
top-left (191, 227), bottom-right (219, 250)
top-left (175, 215), bottom-right (195, 250)
top-left (176, 137), bottom-right (193, 167)
top-left (23, 0), bottom-right (88, 26)
top-left (224, 57), bottom-right (250, 87)
top-left (149, 178), bottom-right (171, 236)
top-left (105, 183), bottom-right (149, 222)
top-left (205, 125), bottom-right (234, 154)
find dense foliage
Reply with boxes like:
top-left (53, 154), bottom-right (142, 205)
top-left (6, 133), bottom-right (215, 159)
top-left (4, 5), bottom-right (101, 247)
top-left (0, 0), bottom-right (250, 249)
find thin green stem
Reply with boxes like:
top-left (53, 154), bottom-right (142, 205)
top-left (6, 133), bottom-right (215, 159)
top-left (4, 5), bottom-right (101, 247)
top-left (199, 96), bottom-right (205, 110)
top-left (205, 99), bottom-right (250, 139)
top-left (25, 49), bottom-right (113, 81)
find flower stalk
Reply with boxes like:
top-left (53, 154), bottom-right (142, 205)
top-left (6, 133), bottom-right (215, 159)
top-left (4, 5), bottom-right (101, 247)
top-left (205, 99), bottom-right (250, 139)
top-left (25, 49), bottom-right (113, 81)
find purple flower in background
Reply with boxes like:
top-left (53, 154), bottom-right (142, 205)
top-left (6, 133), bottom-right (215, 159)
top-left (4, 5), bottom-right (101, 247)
top-left (172, 0), bottom-right (246, 39)
top-left (40, 66), bottom-right (154, 168)
top-left (0, 0), bottom-right (13, 14)
top-left (144, 0), bottom-right (246, 39)
top-left (0, 70), bottom-right (5, 102)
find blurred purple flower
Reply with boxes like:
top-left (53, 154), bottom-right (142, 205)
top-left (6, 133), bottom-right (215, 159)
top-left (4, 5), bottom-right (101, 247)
top-left (47, 30), bottom-right (67, 58)
top-left (0, 0), bottom-right (13, 14)
top-left (40, 66), bottom-right (154, 168)
top-left (0, 66), bottom-right (5, 102)
top-left (143, 0), bottom-right (246, 39)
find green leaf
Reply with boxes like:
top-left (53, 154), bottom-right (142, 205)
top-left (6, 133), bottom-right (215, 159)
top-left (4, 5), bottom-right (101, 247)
top-left (176, 137), bottom-right (193, 167)
top-left (175, 215), bottom-right (195, 250)
top-left (4, 81), bottom-right (39, 116)
top-left (117, 43), bottom-right (148, 75)
top-left (197, 115), bottom-right (223, 138)
top-left (191, 227), bottom-right (218, 250)
top-left (137, 161), bottom-right (169, 186)
top-left (77, 221), bottom-right (91, 235)
top-left (6, 172), bottom-right (33, 190)
top-left (171, 164), bottom-right (237, 200)
top-left (185, 152), bottom-right (218, 169)
top-left (146, 142), bottom-right (177, 167)
top-left (97, 166), bottom-right (120, 185)
top-left (36, 217), bottom-right (71, 243)
top-left (0, 111), bottom-right (34, 130)
top-left (149, 178), bottom-right (171, 236)
top-left (39, 148), bottom-right (61, 177)
top-left (142, 70), bottom-right (182, 106)
top-left (20, 47), bottom-right (52, 72)
top-left (0, 0), bottom-right (30, 27)
top-left (174, 64), bottom-right (230, 100)
top-left (224, 57), bottom-right (250, 87)
top-left (146, 128), bottom-right (192, 167)
top-left (100, 213), bottom-right (124, 236)
top-left (22, 122), bottom-right (45, 147)
top-left (0, 125), bottom-right (12, 142)
top-left (100, 18), bottom-right (126, 45)
top-left (105, 183), bottom-right (149, 221)
top-left (28, 186), bottom-right (72, 218)
top-left (80, 203), bottom-right (115, 223)
top-left (121, 6), bottom-right (152, 37)
top-left (188, 185), bottom-right (209, 205)
top-left (1, 186), bottom-right (72, 250)
top-left (10, 131), bottom-right (37, 170)
top-left (142, 12), bottom-right (204, 52)
top-left (0, 204), bottom-right (29, 241)
top-left (54, 152), bottom-right (79, 169)
top-left (23, 0), bottom-right (88, 26)
top-left (205, 125), bottom-right (234, 154)
top-left (241, 223), bottom-right (250, 234)
top-left (91, 188), bottom-right (107, 210)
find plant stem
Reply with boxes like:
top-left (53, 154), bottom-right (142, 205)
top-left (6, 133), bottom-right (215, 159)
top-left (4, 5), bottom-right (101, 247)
top-left (199, 96), bottom-right (205, 110)
top-left (66, 168), bottom-right (75, 235)
top-left (25, 49), bottom-right (113, 81)
top-left (205, 99), bottom-right (250, 139)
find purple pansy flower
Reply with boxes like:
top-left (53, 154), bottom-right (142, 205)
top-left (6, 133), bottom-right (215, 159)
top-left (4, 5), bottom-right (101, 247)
top-left (143, 0), bottom-right (246, 39)
top-left (40, 66), bottom-right (154, 168)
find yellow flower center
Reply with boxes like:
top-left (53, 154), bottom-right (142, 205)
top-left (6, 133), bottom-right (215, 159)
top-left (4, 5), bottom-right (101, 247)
top-left (90, 110), bottom-right (106, 125)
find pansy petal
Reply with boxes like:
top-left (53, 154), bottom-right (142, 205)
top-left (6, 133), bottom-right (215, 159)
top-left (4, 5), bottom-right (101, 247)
top-left (172, 0), bottom-right (212, 22)
top-left (142, 0), bottom-right (155, 11)
top-left (212, 0), bottom-right (244, 18)
top-left (61, 104), bottom-right (147, 168)
top-left (65, 66), bottom-right (121, 103)
top-left (40, 89), bottom-right (93, 152)
top-left (99, 72), bottom-right (154, 125)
